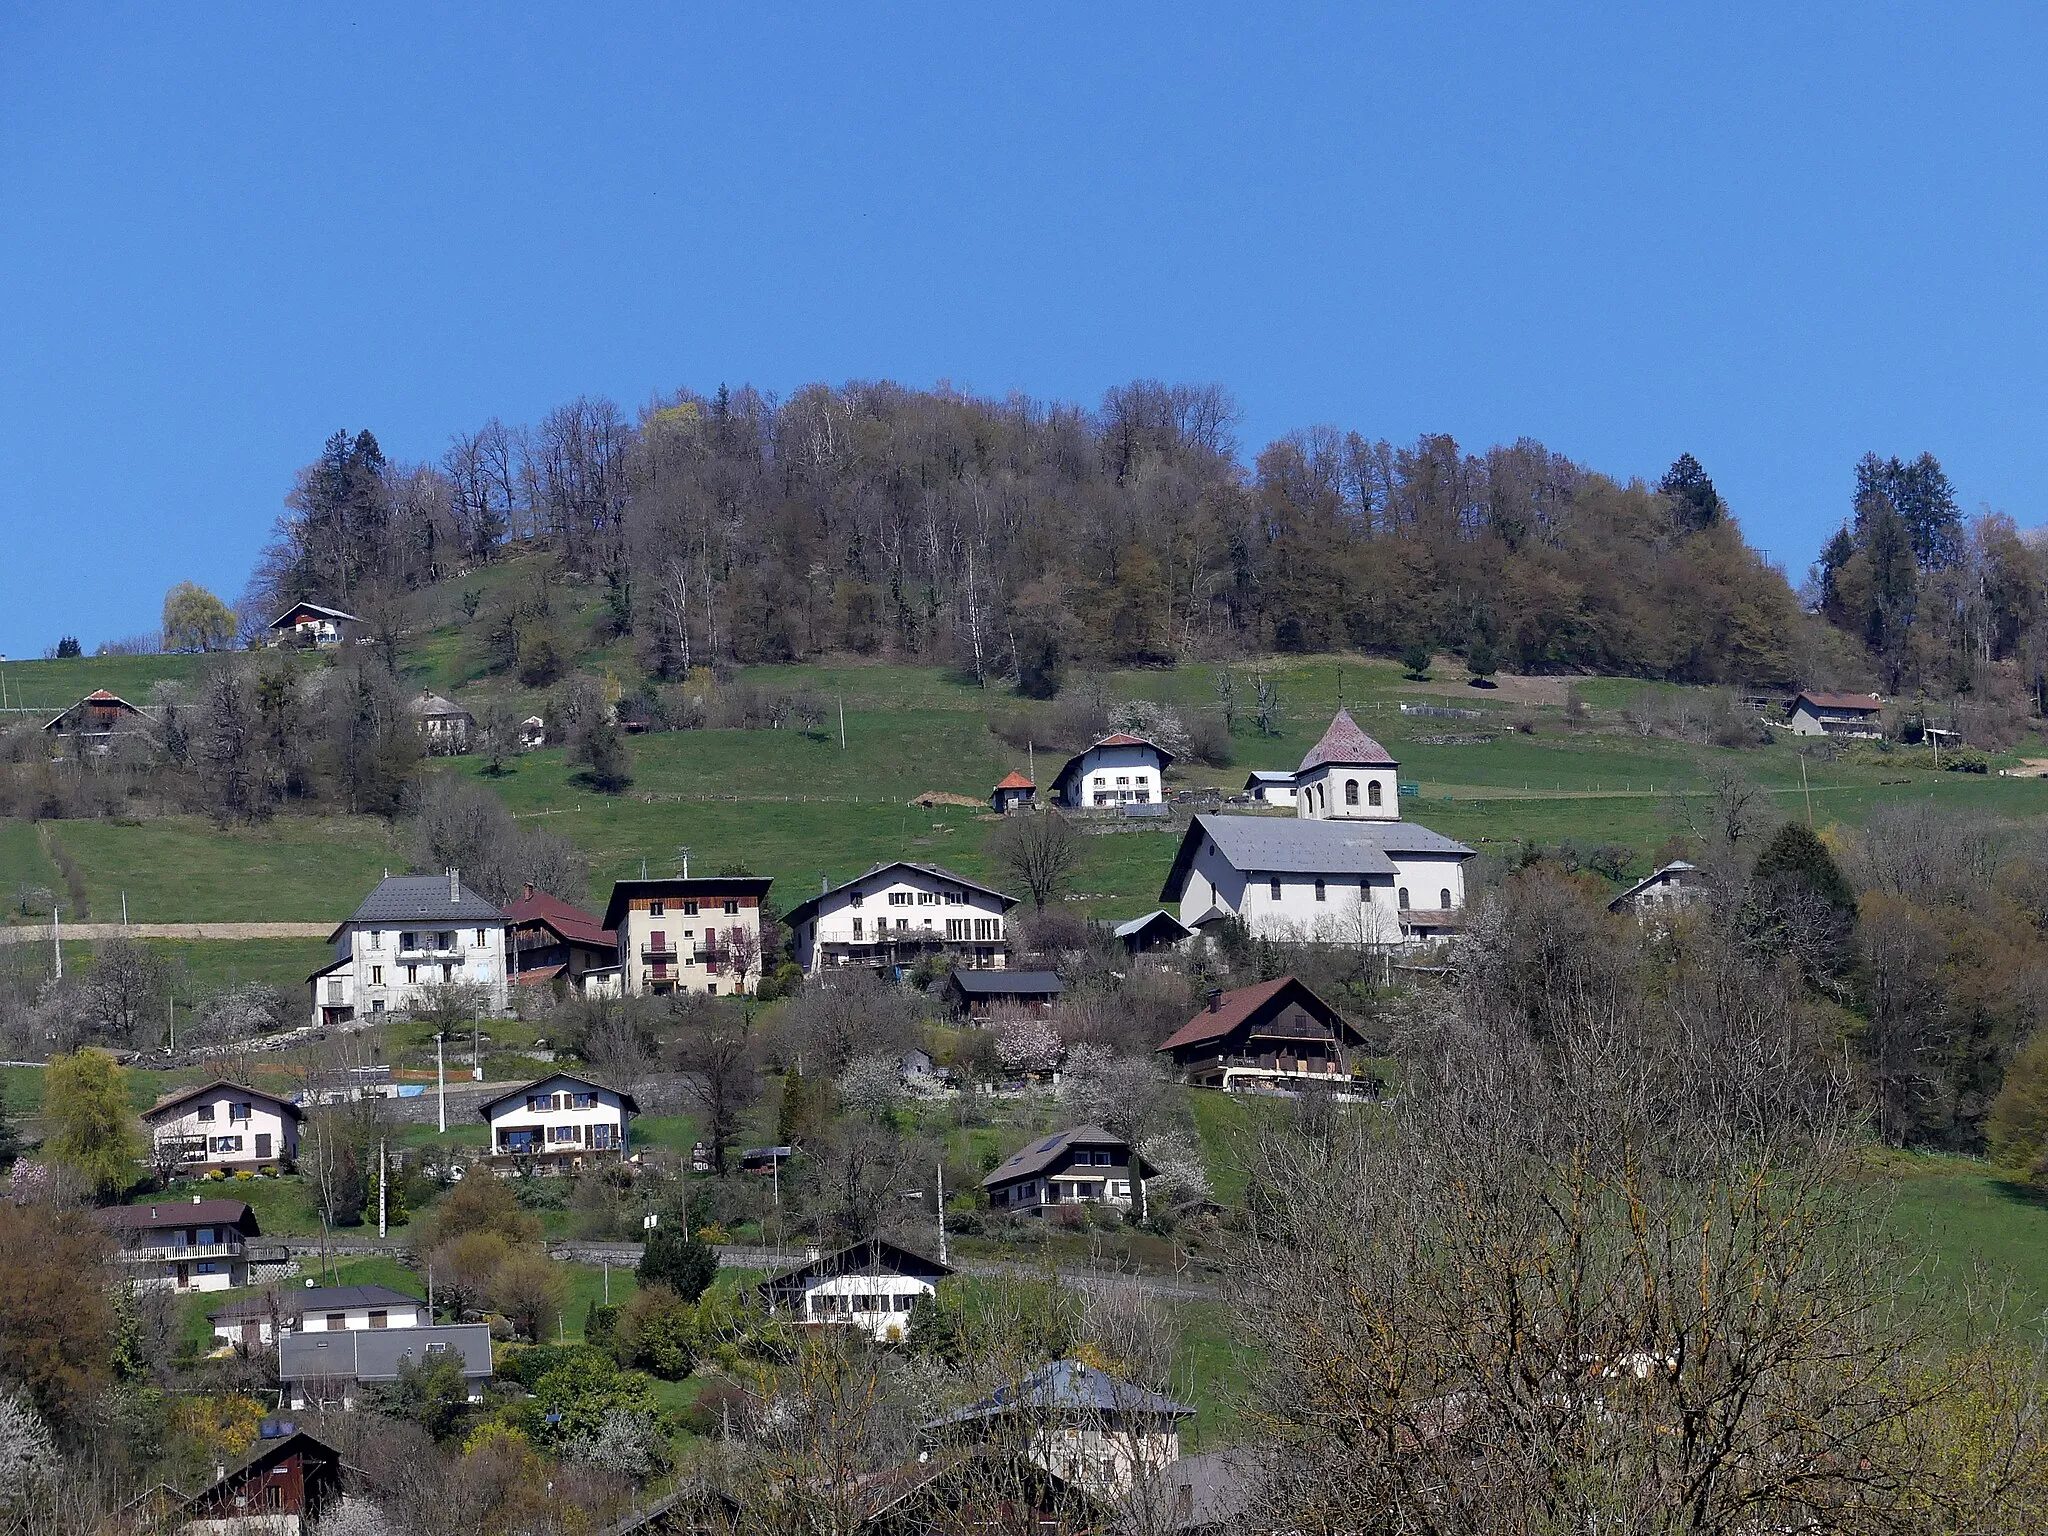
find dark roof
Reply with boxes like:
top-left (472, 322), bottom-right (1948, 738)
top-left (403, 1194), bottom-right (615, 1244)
top-left (1158, 975), bottom-right (1358, 1055)
top-left (783, 862), bottom-right (1014, 926)
top-left (99, 1198), bottom-right (259, 1234)
top-left (1050, 734), bottom-right (1175, 799)
top-left (928, 1360), bottom-right (1193, 1427)
top-left (946, 969), bottom-right (1064, 998)
top-left (600, 876), bottom-right (774, 930)
top-left (1793, 690), bottom-right (1883, 712)
top-left (337, 874), bottom-right (505, 931)
top-left (1299, 708), bottom-right (1398, 771)
top-left (268, 601), bottom-right (360, 627)
top-left (502, 885), bottom-right (614, 948)
top-left (1606, 860), bottom-right (1705, 912)
top-left (1160, 814), bottom-right (1473, 900)
top-left (760, 1238), bottom-right (953, 1302)
top-left (981, 1126), bottom-right (1136, 1188)
top-left (475, 1073), bottom-right (641, 1118)
top-left (1158, 1449), bottom-right (1262, 1532)
top-left (409, 690), bottom-right (472, 719)
top-left (186, 1430), bottom-right (342, 1513)
top-left (210, 1285), bottom-right (420, 1323)
top-left (145, 1078), bottom-right (304, 1123)
top-left (1113, 909), bottom-right (1193, 941)
top-left (279, 1322), bottom-right (493, 1383)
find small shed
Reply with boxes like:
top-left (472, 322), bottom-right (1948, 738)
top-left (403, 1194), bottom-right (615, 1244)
top-left (1241, 769), bottom-right (1297, 806)
top-left (991, 770), bottom-right (1037, 814)
top-left (1113, 910), bottom-right (1193, 955)
top-left (942, 968), bottom-right (1064, 1018)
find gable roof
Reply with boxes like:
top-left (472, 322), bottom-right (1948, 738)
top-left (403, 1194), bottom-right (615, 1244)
top-left (981, 1125), bottom-right (1133, 1188)
top-left (409, 690), bottom-right (472, 719)
top-left (1160, 814), bottom-right (1473, 901)
top-left (99, 1199), bottom-right (259, 1235)
top-left (760, 1237), bottom-right (953, 1300)
top-left (185, 1429), bottom-right (342, 1512)
top-left (1157, 975), bottom-right (1358, 1055)
top-left (145, 1078), bottom-right (304, 1123)
top-left (475, 1073), bottom-right (641, 1118)
top-left (335, 874), bottom-right (505, 934)
top-left (268, 601), bottom-right (361, 628)
top-left (993, 770), bottom-right (1036, 791)
top-left (279, 1322), bottom-right (493, 1383)
top-left (209, 1284), bottom-right (419, 1323)
top-left (1605, 860), bottom-right (1704, 912)
top-left (1243, 770), bottom-right (1296, 787)
top-left (946, 968), bottom-right (1064, 998)
top-left (1050, 734), bottom-right (1175, 800)
top-left (782, 862), bottom-right (1014, 926)
top-left (42, 689), bottom-right (149, 732)
top-left (1792, 690), bottom-right (1883, 713)
top-left (1113, 909), bottom-right (1193, 941)
top-left (599, 875), bottom-right (775, 930)
top-left (502, 885), bottom-right (614, 948)
top-left (928, 1360), bottom-right (1193, 1426)
top-left (1299, 708), bottom-right (1398, 771)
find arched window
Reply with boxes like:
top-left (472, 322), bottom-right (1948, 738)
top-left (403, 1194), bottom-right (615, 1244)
top-left (1440, 888), bottom-right (1452, 909)
top-left (1398, 887), bottom-right (1410, 910)
top-left (1368, 780), bottom-right (1383, 807)
top-left (1344, 779), bottom-right (1359, 806)
top-left (1314, 878), bottom-right (1326, 901)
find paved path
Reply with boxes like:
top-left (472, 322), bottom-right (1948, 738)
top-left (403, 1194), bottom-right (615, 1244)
top-left (0, 921), bottom-right (333, 945)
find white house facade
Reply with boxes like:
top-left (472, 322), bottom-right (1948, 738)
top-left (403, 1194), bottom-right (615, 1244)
top-left (1293, 708), bottom-right (1400, 820)
top-left (1162, 813), bottom-right (1473, 945)
top-left (1242, 770), bottom-right (1298, 806)
top-left (759, 1239), bottom-right (954, 1343)
top-left (600, 876), bottom-right (772, 998)
top-left (479, 1073), bottom-right (638, 1165)
top-left (144, 1080), bottom-right (302, 1172)
top-left (210, 1284), bottom-right (424, 1349)
top-left (1050, 734), bottom-right (1173, 808)
top-left (311, 872), bottom-right (509, 1026)
top-left (785, 861), bottom-right (1015, 977)
top-left (267, 601), bottom-right (360, 648)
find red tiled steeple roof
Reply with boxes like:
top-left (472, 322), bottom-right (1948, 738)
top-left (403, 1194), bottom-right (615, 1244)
top-left (994, 771), bottom-right (1035, 790)
top-left (1299, 708), bottom-right (1397, 771)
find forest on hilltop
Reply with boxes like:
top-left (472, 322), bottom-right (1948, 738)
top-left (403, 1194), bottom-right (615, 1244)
top-left (248, 381), bottom-right (1828, 692)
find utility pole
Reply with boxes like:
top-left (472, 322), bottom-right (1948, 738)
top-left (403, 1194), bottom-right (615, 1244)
top-left (122, 891), bottom-right (128, 927)
top-left (52, 908), bottom-right (60, 981)
top-left (838, 693), bottom-right (847, 751)
top-left (436, 1033), bottom-right (446, 1133)
top-left (473, 1006), bottom-right (482, 1082)
top-left (168, 996), bottom-right (174, 1053)
top-left (378, 1139), bottom-right (387, 1238)
top-left (1801, 756), bottom-right (1814, 829)
top-left (935, 1158), bottom-right (948, 1265)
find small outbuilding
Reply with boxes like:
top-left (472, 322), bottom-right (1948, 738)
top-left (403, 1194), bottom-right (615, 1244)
top-left (1241, 769), bottom-right (1297, 806)
top-left (1112, 910), bottom-right (1193, 955)
top-left (941, 968), bottom-right (1064, 1018)
top-left (991, 770), bottom-right (1037, 814)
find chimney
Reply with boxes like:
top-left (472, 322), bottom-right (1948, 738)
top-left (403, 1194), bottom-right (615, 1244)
top-left (1207, 988), bottom-right (1222, 1013)
top-left (149, 1206), bottom-right (158, 1218)
top-left (523, 882), bottom-right (535, 900)
top-left (449, 869), bottom-right (461, 903)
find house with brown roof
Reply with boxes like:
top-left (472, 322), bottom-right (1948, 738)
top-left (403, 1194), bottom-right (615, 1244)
top-left (42, 688), bottom-right (152, 755)
top-left (1788, 690), bottom-right (1884, 738)
top-left (1158, 976), bottom-right (1368, 1092)
top-left (180, 1425), bottom-right (345, 1530)
top-left (502, 883), bottom-right (621, 995)
top-left (991, 769), bottom-right (1037, 813)
top-left (143, 1079), bottom-right (303, 1173)
top-left (95, 1197), bottom-right (268, 1292)
top-left (1050, 733), bottom-right (1173, 809)
top-left (409, 689), bottom-right (475, 754)
top-left (981, 1125), bottom-right (1151, 1216)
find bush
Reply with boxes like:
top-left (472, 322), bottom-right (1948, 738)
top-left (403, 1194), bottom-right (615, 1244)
top-left (1942, 748), bottom-right (1990, 774)
top-left (637, 1220), bottom-right (717, 1303)
top-left (1186, 713), bottom-right (1234, 767)
top-left (615, 1285), bottom-right (696, 1380)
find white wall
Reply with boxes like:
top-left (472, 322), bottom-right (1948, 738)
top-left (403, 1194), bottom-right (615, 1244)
top-left (487, 1080), bottom-right (632, 1155)
top-left (327, 922), bottom-right (508, 1023)
top-left (1176, 841), bottom-right (1464, 941)
top-left (797, 870), bottom-right (1009, 973)
top-left (151, 1091), bottom-right (298, 1168)
top-left (1296, 765), bottom-right (1400, 820)
top-left (799, 1275), bottom-right (934, 1340)
top-left (1061, 743), bottom-right (1166, 807)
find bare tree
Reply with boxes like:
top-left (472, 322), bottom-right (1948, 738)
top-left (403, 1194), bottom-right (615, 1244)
top-left (77, 937), bottom-right (169, 1049)
top-left (672, 1006), bottom-right (757, 1174)
top-left (990, 809), bottom-right (1081, 913)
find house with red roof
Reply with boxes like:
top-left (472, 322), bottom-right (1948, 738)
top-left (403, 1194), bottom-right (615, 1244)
top-left (1158, 976), bottom-right (1369, 1092)
top-left (990, 769), bottom-right (1037, 814)
top-left (502, 883), bottom-right (621, 995)
top-left (1294, 707), bottom-right (1399, 820)
top-left (1049, 733), bottom-right (1173, 809)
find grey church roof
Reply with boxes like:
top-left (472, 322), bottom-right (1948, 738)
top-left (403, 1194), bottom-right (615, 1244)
top-left (340, 874), bottom-right (505, 927)
top-left (1161, 814), bottom-right (1473, 900)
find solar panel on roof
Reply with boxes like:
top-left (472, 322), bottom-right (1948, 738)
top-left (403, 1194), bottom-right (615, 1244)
top-left (1038, 1133), bottom-right (1066, 1152)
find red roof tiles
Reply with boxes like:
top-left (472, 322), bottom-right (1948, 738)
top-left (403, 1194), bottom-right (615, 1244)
top-left (1299, 708), bottom-right (1397, 771)
top-left (994, 771), bottom-right (1035, 790)
top-left (501, 885), bottom-right (614, 948)
top-left (1158, 976), bottom-right (1296, 1053)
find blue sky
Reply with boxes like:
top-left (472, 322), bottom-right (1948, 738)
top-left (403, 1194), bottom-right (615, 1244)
top-left (2, 4), bottom-right (2043, 656)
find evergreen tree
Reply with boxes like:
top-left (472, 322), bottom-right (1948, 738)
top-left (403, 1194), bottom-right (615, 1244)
top-left (1657, 453), bottom-right (1724, 531)
top-left (637, 1219), bottom-right (717, 1303)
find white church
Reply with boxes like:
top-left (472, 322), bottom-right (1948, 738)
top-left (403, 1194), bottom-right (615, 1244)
top-left (1160, 709), bottom-right (1472, 946)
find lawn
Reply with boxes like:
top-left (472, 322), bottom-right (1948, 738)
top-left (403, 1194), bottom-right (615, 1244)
top-left (0, 652), bottom-right (209, 716)
top-left (1872, 1154), bottom-right (2048, 1341)
top-left (1174, 1300), bottom-right (1255, 1448)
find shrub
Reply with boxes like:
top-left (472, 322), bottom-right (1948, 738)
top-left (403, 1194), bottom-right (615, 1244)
top-left (637, 1221), bottom-right (717, 1303)
top-left (615, 1285), bottom-right (696, 1380)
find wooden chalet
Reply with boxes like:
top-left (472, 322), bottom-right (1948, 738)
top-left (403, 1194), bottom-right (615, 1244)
top-left (502, 882), bottom-right (619, 991)
top-left (758, 1236), bottom-right (953, 1339)
top-left (1157, 976), bottom-right (1367, 1092)
top-left (181, 1426), bottom-right (344, 1531)
top-left (42, 688), bottom-right (151, 752)
top-left (266, 601), bottom-right (361, 647)
top-left (941, 968), bottom-right (1063, 1018)
top-left (981, 1125), bottom-right (1149, 1215)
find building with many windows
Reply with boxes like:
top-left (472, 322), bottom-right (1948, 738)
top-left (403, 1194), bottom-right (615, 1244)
top-left (478, 1072), bottom-right (638, 1166)
top-left (1049, 733), bottom-right (1172, 808)
top-left (784, 861), bottom-right (1014, 978)
top-left (308, 871), bottom-right (509, 1025)
top-left (94, 1198), bottom-right (272, 1293)
top-left (600, 876), bottom-right (773, 997)
top-left (142, 1079), bottom-right (303, 1173)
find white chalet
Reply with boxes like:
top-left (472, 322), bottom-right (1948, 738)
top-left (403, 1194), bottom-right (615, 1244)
top-left (1050, 733), bottom-right (1172, 809)
top-left (785, 861), bottom-right (1015, 978)
top-left (310, 871), bottom-right (510, 1026)
top-left (267, 600), bottom-right (361, 648)
top-left (143, 1079), bottom-right (303, 1173)
top-left (209, 1283), bottom-right (424, 1349)
top-left (479, 1073), bottom-right (638, 1166)
top-left (759, 1238), bottom-right (954, 1342)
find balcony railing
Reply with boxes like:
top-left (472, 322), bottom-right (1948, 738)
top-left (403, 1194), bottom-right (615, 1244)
top-left (118, 1238), bottom-right (245, 1263)
top-left (641, 946), bottom-right (678, 962)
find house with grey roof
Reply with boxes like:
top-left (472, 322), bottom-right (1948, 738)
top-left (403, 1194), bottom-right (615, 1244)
top-left (923, 1360), bottom-right (1193, 1494)
top-left (308, 870), bottom-right (509, 1026)
top-left (784, 861), bottom-right (1016, 979)
top-left (981, 1125), bottom-right (1150, 1216)
top-left (408, 688), bottom-right (475, 755)
top-left (940, 967), bottom-right (1063, 1018)
top-left (280, 1321), bottom-right (493, 1410)
top-left (210, 1283), bottom-right (425, 1349)
top-left (1161, 806), bottom-right (1473, 947)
